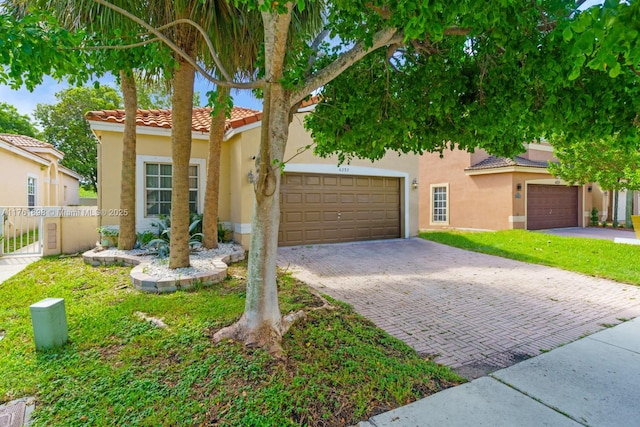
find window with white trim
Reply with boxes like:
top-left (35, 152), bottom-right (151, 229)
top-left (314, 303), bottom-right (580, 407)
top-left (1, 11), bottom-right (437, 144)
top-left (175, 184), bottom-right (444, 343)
top-left (431, 184), bottom-right (449, 224)
top-left (145, 163), bottom-right (199, 216)
top-left (27, 177), bottom-right (37, 207)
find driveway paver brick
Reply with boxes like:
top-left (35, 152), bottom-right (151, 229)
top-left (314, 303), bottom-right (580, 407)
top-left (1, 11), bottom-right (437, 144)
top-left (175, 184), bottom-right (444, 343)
top-left (277, 238), bottom-right (640, 378)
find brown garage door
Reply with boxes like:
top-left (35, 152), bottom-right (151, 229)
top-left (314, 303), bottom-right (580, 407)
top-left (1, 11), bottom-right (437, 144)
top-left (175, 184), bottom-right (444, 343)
top-left (527, 184), bottom-right (578, 230)
top-left (279, 173), bottom-right (401, 246)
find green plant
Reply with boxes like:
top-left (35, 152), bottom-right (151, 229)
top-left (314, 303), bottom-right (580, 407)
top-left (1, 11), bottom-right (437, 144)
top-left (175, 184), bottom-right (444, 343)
top-left (590, 207), bottom-right (599, 227)
top-left (135, 231), bottom-right (156, 249)
top-left (602, 220), bottom-right (608, 228)
top-left (146, 238), bottom-right (170, 258)
top-left (150, 215), bottom-right (171, 242)
top-left (146, 215), bottom-right (204, 255)
top-left (218, 222), bottom-right (233, 243)
top-left (97, 225), bottom-right (119, 237)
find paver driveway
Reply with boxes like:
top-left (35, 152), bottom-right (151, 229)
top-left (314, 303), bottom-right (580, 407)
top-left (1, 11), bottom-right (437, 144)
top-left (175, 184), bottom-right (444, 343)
top-left (277, 238), bottom-right (640, 378)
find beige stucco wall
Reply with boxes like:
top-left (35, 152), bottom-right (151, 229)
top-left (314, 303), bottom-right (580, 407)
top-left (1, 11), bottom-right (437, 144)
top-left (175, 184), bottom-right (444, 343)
top-left (420, 150), bottom-right (515, 230)
top-left (60, 173), bottom-right (81, 206)
top-left (0, 148), bottom-right (47, 207)
top-left (95, 128), bottom-right (231, 231)
top-left (40, 208), bottom-right (98, 255)
top-left (93, 109), bottom-right (420, 249)
top-left (420, 149), bottom-right (596, 231)
top-left (1, 147), bottom-right (81, 208)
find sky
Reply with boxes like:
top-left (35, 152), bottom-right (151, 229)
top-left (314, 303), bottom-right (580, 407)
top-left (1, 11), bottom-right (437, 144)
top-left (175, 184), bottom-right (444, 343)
top-left (1, 0), bottom-right (604, 122)
top-left (0, 72), bottom-right (264, 122)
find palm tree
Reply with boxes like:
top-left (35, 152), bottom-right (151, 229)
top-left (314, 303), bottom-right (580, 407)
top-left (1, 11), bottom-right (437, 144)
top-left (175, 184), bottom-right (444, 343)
top-left (21, 0), bottom-right (161, 250)
top-left (194, 2), bottom-right (262, 249)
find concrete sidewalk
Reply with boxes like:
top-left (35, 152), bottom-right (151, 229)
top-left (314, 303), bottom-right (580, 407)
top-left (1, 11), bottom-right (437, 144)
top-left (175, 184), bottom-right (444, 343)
top-left (0, 256), bottom-right (40, 284)
top-left (539, 226), bottom-right (636, 241)
top-left (360, 317), bottom-right (640, 427)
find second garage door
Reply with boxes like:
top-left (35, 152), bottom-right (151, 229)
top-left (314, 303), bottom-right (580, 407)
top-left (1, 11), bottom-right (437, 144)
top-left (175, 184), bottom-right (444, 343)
top-left (279, 173), bottom-right (401, 246)
top-left (527, 184), bottom-right (578, 230)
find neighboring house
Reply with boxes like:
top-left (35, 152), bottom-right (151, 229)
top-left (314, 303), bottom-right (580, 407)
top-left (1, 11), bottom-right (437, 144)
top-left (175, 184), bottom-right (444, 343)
top-left (0, 133), bottom-right (81, 207)
top-left (419, 142), bottom-right (602, 231)
top-left (86, 105), bottom-right (420, 248)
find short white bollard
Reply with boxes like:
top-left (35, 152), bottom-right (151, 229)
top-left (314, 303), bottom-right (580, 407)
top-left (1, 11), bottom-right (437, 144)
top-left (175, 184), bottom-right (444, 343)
top-left (29, 298), bottom-right (68, 350)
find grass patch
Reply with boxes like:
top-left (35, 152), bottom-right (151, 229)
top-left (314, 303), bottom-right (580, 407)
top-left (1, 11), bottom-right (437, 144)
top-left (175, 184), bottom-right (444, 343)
top-left (0, 257), bottom-right (462, 426)
top-left (2, 228), bottom-right (39, 253)
top-left (420, 229), bottom-right (640, 285)
top-left (79, 188), bottom-right (97, 198)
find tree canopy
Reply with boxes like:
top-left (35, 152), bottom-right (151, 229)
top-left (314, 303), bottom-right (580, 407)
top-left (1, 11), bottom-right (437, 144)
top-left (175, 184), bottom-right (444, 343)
top-left (0, 102), bottom-right (39, 137)
top-left (34, 85), bottom-right (122, 190)
top-left (549, 136), bottom-right (640, 191)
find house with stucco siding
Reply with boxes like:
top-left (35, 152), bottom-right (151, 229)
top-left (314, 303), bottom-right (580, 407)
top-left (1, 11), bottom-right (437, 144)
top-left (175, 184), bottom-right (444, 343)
top-left (86, 105), bottom-right (420, 248)
top-left (419, 142), bottom-right (605, 231)
top-left (0, 133), bottom-right (81, 207)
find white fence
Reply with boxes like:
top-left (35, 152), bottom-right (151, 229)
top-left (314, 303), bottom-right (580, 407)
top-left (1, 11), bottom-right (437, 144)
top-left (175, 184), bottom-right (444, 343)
top-left (1, 206), bottom-right (99, 257)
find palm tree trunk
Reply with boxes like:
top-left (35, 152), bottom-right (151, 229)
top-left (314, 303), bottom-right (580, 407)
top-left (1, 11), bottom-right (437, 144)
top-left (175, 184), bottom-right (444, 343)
top-left (118, 70), bottom-right (138, 250)
top-left (169, 59), bottom-right (196, 268)
top-left (202, 86), bottom-right (230, 249)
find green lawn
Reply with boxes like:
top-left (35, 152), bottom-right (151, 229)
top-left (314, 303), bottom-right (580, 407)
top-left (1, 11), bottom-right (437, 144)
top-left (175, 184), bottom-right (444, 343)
top-left (78, 188), bottom-right (97, 198)
top-left (2, 229), bottom-right (39, 254)
top-left (0, 257), bottom-right (461, 426)
top-left (420, 229), bottom-right (640, 286)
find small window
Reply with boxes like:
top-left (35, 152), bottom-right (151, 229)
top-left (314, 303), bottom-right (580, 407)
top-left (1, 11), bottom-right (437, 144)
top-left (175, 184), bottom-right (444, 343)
top-left (27, 177), bottom-right (37, 207)
top-left (145, 163), bottom-right (199, 217)
top-left (431, 184), bottom-right (449, 224)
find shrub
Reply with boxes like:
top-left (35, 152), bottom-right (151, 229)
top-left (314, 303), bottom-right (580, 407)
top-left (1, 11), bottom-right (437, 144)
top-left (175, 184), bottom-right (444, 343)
top-left (590, 207), bottom-right (599, 227)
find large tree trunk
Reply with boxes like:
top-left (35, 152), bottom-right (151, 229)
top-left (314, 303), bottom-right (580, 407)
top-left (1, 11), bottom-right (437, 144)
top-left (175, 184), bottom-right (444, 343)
top-left (214, 83), bottom-right (305, 355)
top-left (169, 58), bottom-right (196, 268)
top-left (213, 9), bottom-right (302, 355)
top-left (202, 87), bottom-right (230, 249)
top-left (118, 70), bottom-right (138, 250)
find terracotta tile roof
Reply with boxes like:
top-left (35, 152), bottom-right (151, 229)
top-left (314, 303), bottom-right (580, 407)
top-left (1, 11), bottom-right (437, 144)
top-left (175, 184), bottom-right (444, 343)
top-left (466, 155), bottom-right (549, 171)
top-left (0, 133), bottom-right (54, 149)
top-left (85, 106), bottom-right (263, 132)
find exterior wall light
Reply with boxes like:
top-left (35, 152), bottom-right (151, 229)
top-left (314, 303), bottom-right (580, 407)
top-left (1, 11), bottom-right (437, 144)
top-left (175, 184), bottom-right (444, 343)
top-left (247, 170), bottom-right (256, 184)
top-left (588, 185), bottom-right (593, 192)
top-left (516, 183), bottom-right (522, 191)
top-left (412, 178), bottom-right (418, 189)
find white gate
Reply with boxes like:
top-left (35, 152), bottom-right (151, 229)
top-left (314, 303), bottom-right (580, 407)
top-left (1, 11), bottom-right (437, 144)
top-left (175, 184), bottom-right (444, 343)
top-left (1, 207), bottom-right (44, 257)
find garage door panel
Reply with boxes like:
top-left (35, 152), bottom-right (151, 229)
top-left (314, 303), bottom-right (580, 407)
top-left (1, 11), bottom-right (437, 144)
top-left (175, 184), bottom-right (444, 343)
top-left (371, 178), bottom-right (385, 187)
top-left (284, 211), bottom-right (304, 223)
top-left (285, 175), bottom-right (303, 186)
top-left (322, 210), bottom-right (339, 220)
top-left (285, 193), bottom-right (303, 203)
top-left (340, 194), bottom-right (355, 203)
top-left (305, 212), bottom-right (321, 222)
top-left (279, 173), bottom-right (401, 246)
top-left (323, 193), bottom-right (338, 203)
top-left (356, 177), bottom-right (370, 187)
top-left (527, 185), bottom-right (578, 230)
top-left (322, 176), bottom-right (338, 186)
top-left (340, 176), bottom-right (355, 186)
top-left (305, 193), bottom-right (321, 204)
top-left (386, 210), bottom-right (400, 220)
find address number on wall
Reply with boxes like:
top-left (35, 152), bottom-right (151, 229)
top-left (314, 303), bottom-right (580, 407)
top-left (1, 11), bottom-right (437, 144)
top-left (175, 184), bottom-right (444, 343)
top-left (338, 167), bottom-right (350, 173)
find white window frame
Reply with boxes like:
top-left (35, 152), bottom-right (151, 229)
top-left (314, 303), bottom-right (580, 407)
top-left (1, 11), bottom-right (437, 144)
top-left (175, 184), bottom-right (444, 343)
top-left (430, 183), bottom-right (449, 225)
top-left (136, 156), bottom-right (206, 231)
top-left (27, 174), bottom-right (38, 208)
